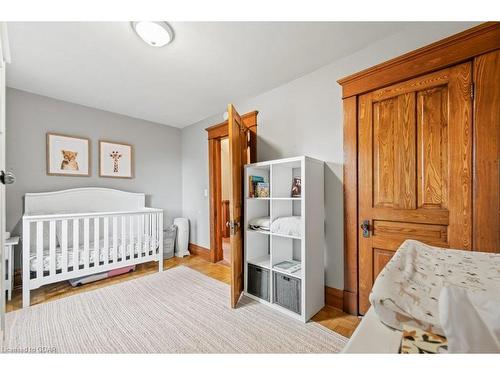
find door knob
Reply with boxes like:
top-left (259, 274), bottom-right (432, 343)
top-left (228, 220), bottom-right (240, 235)
top-left (0, 170), bottom-right (15, 185)
top-left (360, 220), bottom-right (370, 238)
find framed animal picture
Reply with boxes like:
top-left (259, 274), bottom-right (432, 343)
top-left (46, 133), bottom-right (90, 176)
top-left (99, 140), bottom-right (134, 179)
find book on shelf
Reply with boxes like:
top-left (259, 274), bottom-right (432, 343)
top-left (256, 182), bottom-right (269, 198)
top-left (248, 175), bottom-right (265, 198)
top-left (273, 260), bottom-right (301, 273)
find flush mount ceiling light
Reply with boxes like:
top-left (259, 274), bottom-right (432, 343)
top-left (131, 21), bottom-right (174, 47)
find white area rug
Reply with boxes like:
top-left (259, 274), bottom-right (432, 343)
top-left (5, 266), bottom-right (347, 353)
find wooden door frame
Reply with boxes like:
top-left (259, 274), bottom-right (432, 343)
top-left (338, 22), bottom-right (500, 316)
top-left (206, 111), bottom-right (258, 263)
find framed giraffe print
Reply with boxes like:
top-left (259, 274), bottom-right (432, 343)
top-left (99, 140), bottom-right (134, 179)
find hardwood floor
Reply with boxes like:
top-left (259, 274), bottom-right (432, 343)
top-left (220, 237), bottom-right (231, 266)
top-left (6, 255), bottom-right (360, 338)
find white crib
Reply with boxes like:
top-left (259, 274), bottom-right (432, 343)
top-left (22, 188), bottom-right (164, 308)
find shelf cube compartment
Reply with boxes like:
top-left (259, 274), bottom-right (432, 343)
top-left (271, 160), bottom-right (302, 199)
top-left (247, 166), bottom-right (270, 199)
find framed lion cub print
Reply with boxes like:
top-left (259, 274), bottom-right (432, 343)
top-left (46, 133), bottom-right (90, 176)
top-left (99, 140), bottom-right (134, 179)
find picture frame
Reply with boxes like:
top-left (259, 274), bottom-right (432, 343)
top-left (46, 133), bottom-right (91, 177)
top-left (99, 140), bottom-right (134, 179)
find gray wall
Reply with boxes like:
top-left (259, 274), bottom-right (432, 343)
top-left (180, 22), bottom-right (478, 290)
top-left (6, 88), bottom-right (182, 268)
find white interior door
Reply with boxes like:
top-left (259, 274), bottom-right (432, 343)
top-left (0, 22), bottom-right (10, 342)
top-left (0, 58), bottom-right (5, 343)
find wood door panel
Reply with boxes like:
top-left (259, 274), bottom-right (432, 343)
top-left (473, 50), bottom-right (500, 253)
top-left (417, 86), bottom-right (449, 209)
top-left (373, 249), bottom-right (395, 281)
top-left (373, 221), bottom-right (447, 244)
top-left (395, 94), bottom-right (417, 210)
top-left (447, 62), bottom-right (473, 250)
top-left (371, 205), bottom-right (449, 224)
top-left (372, 94), bottom-right (416, 209)
top-left (373, 98), bottom-right (396, 208)
top-left (358, 63), bottom-right (472, 314)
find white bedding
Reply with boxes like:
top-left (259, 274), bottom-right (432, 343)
top-left (369, 240), bottom-right (500, 336)
top-left (30, 236), bottom-right (159, 272)
top-left (342, 307), bottom-right (401, 353)
top-left (439, 286), bottom-right (500, 353)
top-left (270, 216), bottom-right (301, 237)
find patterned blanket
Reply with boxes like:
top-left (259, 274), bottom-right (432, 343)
top-left (369, 240), bottom-right (500, 335)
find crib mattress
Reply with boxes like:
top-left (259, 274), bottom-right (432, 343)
top-left (369, 240), bottom-right (500, 335)
top-left (29, 237), bottom-right (159, 273)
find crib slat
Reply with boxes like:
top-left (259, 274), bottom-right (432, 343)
top-left (73, 219), bottom-right (79, 271)
top-left (103, 216), bottom-right (109, 265)
top-left (94, 217), bottom-right (100, 268)
top-left (152, 213), bottom-right (157, 256)
top-left (145, 214), bottom-right (150, 255)
top-left (112, 216), bottom-right (118, 263)
top-left (49, 220), bottom-right (56, 276)
top-left (83, 218), bottom-right (90, 269)
top-left (137, 215), bottom-right (142, 259)
top-left (61, 219), bottom-right (68, 274)
top-left (157, 213), bottom-right (161, 256)
top-left (36, 221), bottom-right (44, 279)
top-left (130, 215), bottom-right (135, 260)
top-left (158, 213), bottom-right (163, 271)
top-left (121, 216), bottom-right (126, 261)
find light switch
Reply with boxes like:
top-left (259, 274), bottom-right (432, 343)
top-left (204, 189), bottom-right (208, 197)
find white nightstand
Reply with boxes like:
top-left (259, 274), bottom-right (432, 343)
top-left (4, 236), bottom-right (20, 301)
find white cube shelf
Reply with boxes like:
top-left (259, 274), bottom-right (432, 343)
top-left (244, 156), bottom-right (325, 322)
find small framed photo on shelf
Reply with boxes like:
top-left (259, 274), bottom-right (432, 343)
top-left (99, 140), bottom-right (134, 179)
top-left (46, 133), bottom-right (90, 177)
top-left (291, 177), bottom-right (301, 197)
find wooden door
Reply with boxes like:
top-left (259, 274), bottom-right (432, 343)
top-left (228, 104), bottom-right (246, 308)
top-left (358, 62), bottom-right (473, 314)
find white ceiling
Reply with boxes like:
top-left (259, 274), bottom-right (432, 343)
top-left (6, 22), bottom-right (412, 128)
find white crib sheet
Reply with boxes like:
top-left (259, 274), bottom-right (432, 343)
top-left (30, 236), bottom-right (159, 272)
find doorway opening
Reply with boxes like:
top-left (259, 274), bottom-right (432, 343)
top-left (205, 110), bottom-right (258, 264)
top-left (220, 137), bottom-right (231, 265)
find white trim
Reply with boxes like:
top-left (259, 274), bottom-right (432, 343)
top-left (0, 23), bottom-right (11, 65)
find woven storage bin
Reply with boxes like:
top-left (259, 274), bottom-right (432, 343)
top-left (273, 271), bottom-right (301, 314)
top-left (247, 264), bottom-right (270, 301)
